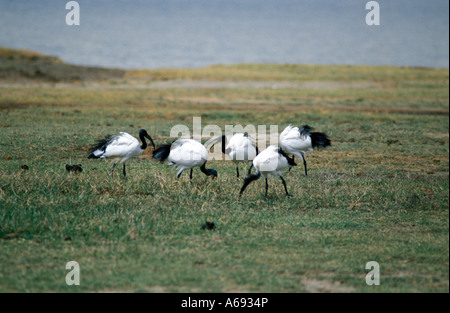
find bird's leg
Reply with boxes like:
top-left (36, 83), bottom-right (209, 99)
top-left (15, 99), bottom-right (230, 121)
top-left (122, 164), bottom-right (127, 178)
top-left (110, 163), bottom-right (117, 176)
top-left (177, 170), bottom-right (184, 179)
top-left (265, 178), bottom-right (269, 198)
top-left (236, 166), bottom-right (240, 178)
top-left (301, 153), bottom-right (308, 176)
top-left (190, 168), bottom-right (193, 180)
top-left (280, 176), bottom-right (291, 197)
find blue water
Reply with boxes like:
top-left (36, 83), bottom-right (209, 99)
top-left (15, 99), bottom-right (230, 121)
top-left (0, 0), bottom-right (448, 69)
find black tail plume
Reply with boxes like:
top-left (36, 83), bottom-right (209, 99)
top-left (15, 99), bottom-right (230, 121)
top-left (298, 124), bottom-right (331, 149)
top-left (88, 137), bottom-right (110, 158)
top-left (152, 143), bottom-right (172, 162)
top-left (311, 132), bottom-right (331, 149)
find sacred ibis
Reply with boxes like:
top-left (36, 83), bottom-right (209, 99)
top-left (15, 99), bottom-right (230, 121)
top-left (88, 129), bottom-right (155, 177)
top-left (152, 139), bottom-right (217, 180)
top-left (210, 133), bottom-right (258, 178)
top-left (239, 145), bottom-right (296, 198)
top-left (279, 125), bottom-right (331, 176)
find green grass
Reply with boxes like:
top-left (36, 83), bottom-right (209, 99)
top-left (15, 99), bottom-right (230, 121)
top-left (0, 47), bottom-right (448, 292)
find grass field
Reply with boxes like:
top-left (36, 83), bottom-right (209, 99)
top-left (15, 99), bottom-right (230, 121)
top-left (0, 47), bottom-right (448, 292)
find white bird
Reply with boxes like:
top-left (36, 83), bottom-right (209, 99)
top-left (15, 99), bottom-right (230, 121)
top-left (152, 139), bottom-right (217, 180)
top-left (88, 129), bottom-right (155, 177)
top-left (279, 125), bottom-right (331, 176)
top-left (210, 133), bottom-right (258, 178)
top-left (239, 145), bottom-right (296, 198)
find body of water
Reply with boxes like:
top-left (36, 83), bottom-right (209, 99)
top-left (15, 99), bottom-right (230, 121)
top-left (0, 0), bottom-right (448, 69)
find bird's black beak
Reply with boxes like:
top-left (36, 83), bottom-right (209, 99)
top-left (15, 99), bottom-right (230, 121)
top-left (146, 134), bottom-right (156, 148)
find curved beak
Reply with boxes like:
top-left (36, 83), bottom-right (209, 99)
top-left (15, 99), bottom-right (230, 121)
top-left (207, 135), bottom-right (226, 154)
top-left (207, 136), bottom-right (223, 150)
top-left (146, 134), bottom-right (156, 148)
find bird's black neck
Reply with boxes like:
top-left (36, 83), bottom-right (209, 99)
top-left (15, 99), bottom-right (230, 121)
top-left (139, 133), bottom-right (147, 150)
top-left (221, 135), bottom-right (226, 154)
top-left (200, 162), bottom-right (216, 177)
top-left (278, 148), bottom-right (297, 167)
top-left (239, 171), bottom-right (261, 197)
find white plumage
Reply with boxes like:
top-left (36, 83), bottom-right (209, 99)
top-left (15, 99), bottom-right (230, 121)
top-left (210, 133), bottom-right (258, 177)
top-left (226, 133), bottom-right (258, 164)
top-left (280, 125), bottom-right (313, 155)
top-left (153, 139), bottom-right (217, 179)
top-left (90, 132), bottom-right (140, 161)
top-left (239, 145), bottom-right (296, 198)
top-left (253, 145), bottom-right (290, 177)
top-left (166, 139), bottom-right (209, 177)
top-left (279, 125), bottom-right (331, 176)
top-left (88, 129), bottom-right (155, 177)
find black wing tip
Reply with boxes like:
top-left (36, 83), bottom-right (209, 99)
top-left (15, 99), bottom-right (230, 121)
top-left (152, 143), bottom-right (172, 162)
top-left (298, 125), bottom-right (314, 136)
top-left (311, 132), bottom-right (331, 148)
top-left (89, 137), bottom-right (110, 153)
top-left (297, 125), bottom-right (331, 148)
